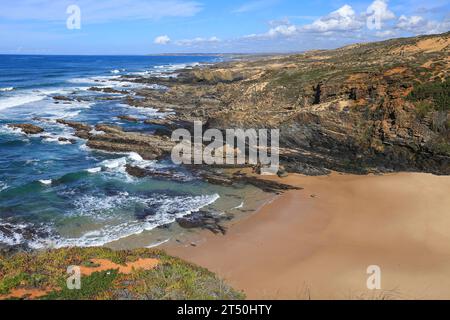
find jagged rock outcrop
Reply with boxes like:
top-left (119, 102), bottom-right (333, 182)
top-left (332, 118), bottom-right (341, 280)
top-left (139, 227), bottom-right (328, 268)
top-left (86, 124), bottom-right (175, 160)
top-left (117, 115), bottom-right (139, 122)
top-left (8, 124), bottom-right (44, 135)
top-left (56, 120), bottom-right (93, 139)
top-left (89, 87), bottom-right (129, 94)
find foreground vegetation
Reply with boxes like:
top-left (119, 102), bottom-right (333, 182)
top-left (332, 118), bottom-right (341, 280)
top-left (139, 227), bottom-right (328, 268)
top-left (0, 247), bottom-right (245, 300)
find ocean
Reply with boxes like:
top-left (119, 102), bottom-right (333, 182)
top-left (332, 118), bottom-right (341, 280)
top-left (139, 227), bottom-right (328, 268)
top-left (0, 55), bottom-right (262, 249)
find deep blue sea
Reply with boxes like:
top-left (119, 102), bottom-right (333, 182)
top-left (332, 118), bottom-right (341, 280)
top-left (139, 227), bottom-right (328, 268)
top-left (0, 55), bottom-right (252, 249)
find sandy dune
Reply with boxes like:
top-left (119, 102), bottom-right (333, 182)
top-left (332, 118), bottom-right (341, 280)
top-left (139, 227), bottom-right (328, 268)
top-left (164, 172), bottom-right (450, 299)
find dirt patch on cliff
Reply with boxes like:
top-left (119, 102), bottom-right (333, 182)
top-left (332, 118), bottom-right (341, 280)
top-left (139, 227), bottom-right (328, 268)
top-left (384, 67), bottom-right (407, 76)
top-left (79, 258), bottom-right (160, 276)
top-left (0, 287), bottom-right (54, 300)
top-left (393, 37), bottom-right (450, 54)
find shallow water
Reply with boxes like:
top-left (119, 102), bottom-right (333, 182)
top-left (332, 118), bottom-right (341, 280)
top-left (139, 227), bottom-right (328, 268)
top-left (0, 55), bottom-right (265, 249)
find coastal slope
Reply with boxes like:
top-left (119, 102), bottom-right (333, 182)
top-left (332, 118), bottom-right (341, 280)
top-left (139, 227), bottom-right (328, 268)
top-left (0, 248), bottom-right (244, 300)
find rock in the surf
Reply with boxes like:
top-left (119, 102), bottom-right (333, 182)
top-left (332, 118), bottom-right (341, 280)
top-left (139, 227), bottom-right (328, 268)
top-left (8, 124), bottom-right (44, 135)
top-left (117, 115), bottom-right (139, 122)
top-left (86, 124), bottom-right (175, 160)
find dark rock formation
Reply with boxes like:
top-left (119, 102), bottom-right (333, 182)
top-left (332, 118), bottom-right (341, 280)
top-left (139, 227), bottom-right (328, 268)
top-left (56, 120), bottom-right (93, 140)
top-left (56, 119), bottom-right (92, 132)
top-left (52, 95), bottom-right (73, 101)
top-left (89, 87), bottom-right (129, 94)
top-left (58, 137), bottom-right (77, 144)
top-left (197, 169), bottom-right (303, 194)
top-left (8, 124), bottom-right (44, 135)
top-left (125, 164), bottom-right (185, 181)
top-left (86, 124), bottom-right (175, 160)
top-left (117, 115), bottom-right (139, 122)
top-left (176, 211), bottom-right (228, 235)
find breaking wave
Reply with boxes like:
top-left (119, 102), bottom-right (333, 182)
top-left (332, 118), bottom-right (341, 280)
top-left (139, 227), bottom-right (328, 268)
top-left (56, 192), bottom-right (220, 247)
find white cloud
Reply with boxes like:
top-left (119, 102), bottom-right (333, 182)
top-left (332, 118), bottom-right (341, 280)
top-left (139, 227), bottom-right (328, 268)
top-left (397, 15), bottom-right (426, 31)
top-left (396, 15), bottom-right (450, 35)
top-left (154, 35), bottom-right (171, 45)
top-left (268, 24), bottom-right (298, 37)
top-left (241, 0), bottom-right (448, 43)
top-left (0, 0), bottom-right (202, 23)
top-left (233, 0), bottom-right (279, 14)
top-left (303, 5), bottom-right (364, 32)
top-left (175, 36), bottom-right (221, 46)
top-left (366, 0), bottom-right (395, 22)
top-left (242, 4), bottom-right (365, 39)
top-left (242, 20), bottom-right (299, 39)
top-left (375, 30), bottom-right (397, 38)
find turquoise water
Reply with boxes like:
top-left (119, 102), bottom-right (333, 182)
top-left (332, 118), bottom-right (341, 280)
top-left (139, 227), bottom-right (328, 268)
top-left (0, 55), bottom-right (249, 248)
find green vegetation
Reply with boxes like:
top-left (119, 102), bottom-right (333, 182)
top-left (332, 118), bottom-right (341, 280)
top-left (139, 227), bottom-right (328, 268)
top-left (408, 79), bottom-right (450, 113)
top-left (43, 270), bottom-right (119, 300)
top-left (0, 247), bottom-right (245, 300)
top-left (121, 256), bottom-right (242, 300)
top-left (414, 100), bottom-right (435, 118)
top-left (433, 141), bottom-right (450, 155)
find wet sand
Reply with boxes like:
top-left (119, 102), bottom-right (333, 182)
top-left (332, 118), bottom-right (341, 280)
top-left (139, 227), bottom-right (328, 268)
top-left (163, 172), bottom-right (450, 299)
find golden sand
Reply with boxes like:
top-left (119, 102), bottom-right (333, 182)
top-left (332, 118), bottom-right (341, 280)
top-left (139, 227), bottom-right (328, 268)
top-left (164, 172), bottom-right (450, 300)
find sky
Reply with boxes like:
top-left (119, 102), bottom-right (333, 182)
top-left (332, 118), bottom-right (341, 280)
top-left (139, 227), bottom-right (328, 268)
top-left (0, 0), bottom-right (449, 55)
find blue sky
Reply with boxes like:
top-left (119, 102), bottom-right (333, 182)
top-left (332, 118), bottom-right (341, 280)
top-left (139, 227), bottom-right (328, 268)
top-left (0, 0), bottom-right (449, 55)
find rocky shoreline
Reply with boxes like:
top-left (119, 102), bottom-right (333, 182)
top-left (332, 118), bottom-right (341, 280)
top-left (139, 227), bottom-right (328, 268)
top-left (109, 32), bottom-right (449, 176)
top-left (4, 32), bottom-right (449, 254)
top-left (10, 32), bottom-right (450, 178)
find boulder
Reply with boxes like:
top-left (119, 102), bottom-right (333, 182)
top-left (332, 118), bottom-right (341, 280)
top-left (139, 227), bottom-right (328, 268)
top-left (176, 211), bottom-right (227, 235)
top-left (8, 124), bottom-right (44, 135)
top-left (117, 115), bottom-right (139, 122)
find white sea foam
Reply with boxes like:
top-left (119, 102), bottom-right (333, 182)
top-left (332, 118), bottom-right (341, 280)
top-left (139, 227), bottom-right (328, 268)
top-left (68, 75), bottom-right (121, 85)
top-left (89, 129), bottom-right (105, 136)
top-left (232, 202), bottom-right (244, 210)
top-left (0, 181), bottom-right (8, 192)
top-left (67, 75), bottom-right (140, 89)
top-left (147, 238), bottom-right (170, 248)
top-left (131, 62), bottom-right (204, 79)
top-left (42, 137), bottom-right (70, 145)
top-left (53, 193), bottom-right (220, 247)
top-left (79, 143), bottom-right (91, 152)
top-left (96, 153), bottom-right (157, 180)
top-left (0, 220), bottom-right (55, 249)
top-left (0, 87), bottom-right (14, 92)
top-left (118, 103), bottom-right (170, 117)
top-left (128, 152), bottom-right (144, 162)
top-left (0, 88), bottom-right (87, 115)
top-left (41, 131), bottom-right (78, 145)
top-left (39, 179), bottom-right (52, 185)
top-left (100, 157), bottom-right (128, 170)
top-left (0, 91), bottom-right (48, 111)
top-left (86, 167), bottom-right (102, 174)
top-left (0, 124), bottom-right (23, 136)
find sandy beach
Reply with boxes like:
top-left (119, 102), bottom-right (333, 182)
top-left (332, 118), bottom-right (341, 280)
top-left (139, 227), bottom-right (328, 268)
top-left (164, 172), bottom-right (450, 300)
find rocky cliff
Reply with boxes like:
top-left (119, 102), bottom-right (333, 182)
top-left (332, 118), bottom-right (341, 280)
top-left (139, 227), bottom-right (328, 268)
top-left (130, 32), bottom-right (449, 175)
